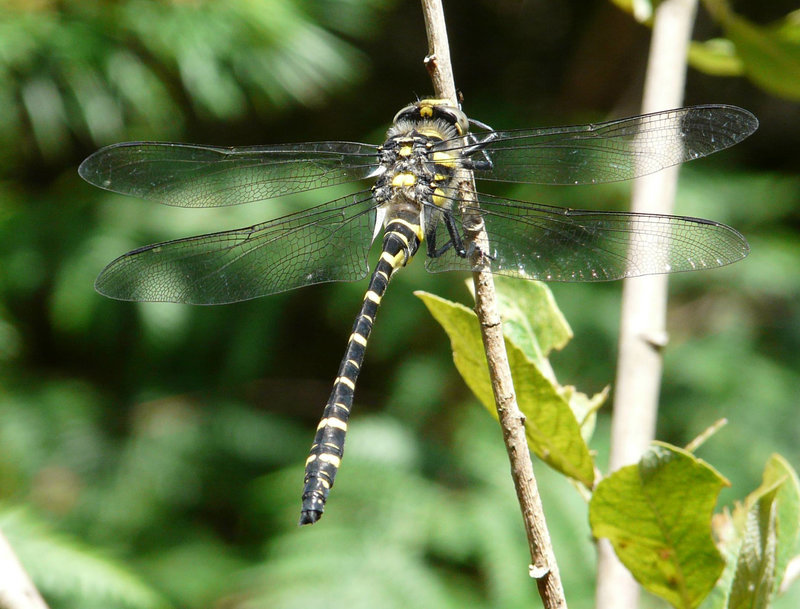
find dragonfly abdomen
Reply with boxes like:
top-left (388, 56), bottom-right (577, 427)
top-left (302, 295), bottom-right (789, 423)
top-left (299, 208), bottom-right (424, 525)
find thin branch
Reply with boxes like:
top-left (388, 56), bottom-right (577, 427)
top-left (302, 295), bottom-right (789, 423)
top-left (0, 530), bottom-right (50, 609)
top-left (419, 1), bottom-right (567, 607)
top-left (597, 1), bottom-right (699, 608)
top-left (685, 418), bottom-right (728, 453)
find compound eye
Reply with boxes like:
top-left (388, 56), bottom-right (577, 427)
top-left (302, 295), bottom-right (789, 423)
top-left (393, 103), bottom-right (418, 124)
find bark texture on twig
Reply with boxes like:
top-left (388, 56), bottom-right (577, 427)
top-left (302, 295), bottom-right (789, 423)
top-left (419, 1), bottom-right (567, 607)
top-left (597, 1), bottom-right (699, 608)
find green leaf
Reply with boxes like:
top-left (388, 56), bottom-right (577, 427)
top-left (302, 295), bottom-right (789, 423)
top-left (727, 455), bottom-right (800, 608)
top-left (727, 483), bottom-right (779, 609)
top-left (761, 454), bottom-right (800, 589)
top-left (416, 291), bottom-right (594, 487)
top-left (689, 39), bottom-right (746, 76)
top-left (560, 383), bottom-right (606, 442)
top-left (465, 277), bottom-right (601, 440)
top-left (720, 11), bottom-right (800, 101)
top-left (469, 276), bottom-right (572, 368)
top-left (699, 455), bottom-right (800, 609)
top-left (589, 443), bottom-right (728, 609)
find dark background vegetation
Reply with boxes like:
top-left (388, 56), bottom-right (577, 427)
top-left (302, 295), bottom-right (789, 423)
top-left (0, 1), bottom-right (797, 608)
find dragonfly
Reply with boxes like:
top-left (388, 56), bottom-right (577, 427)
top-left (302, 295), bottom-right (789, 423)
top-left (79, 98), bottom-right (758, 524)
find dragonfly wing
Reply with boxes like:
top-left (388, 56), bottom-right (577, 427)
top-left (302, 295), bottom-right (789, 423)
top-left (96, 191), bottom-right (380, 303)
top-left (79, 141), bottom-right (379, 207)
top-left (448, 105), bottom-right (757, 185)
top-left (424, 193), bottom-right (749, 281)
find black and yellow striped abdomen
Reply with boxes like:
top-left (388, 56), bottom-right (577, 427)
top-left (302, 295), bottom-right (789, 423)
top-left (299, 210), bottom-right (424, 525)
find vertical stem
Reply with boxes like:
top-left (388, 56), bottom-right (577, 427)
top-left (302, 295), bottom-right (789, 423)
top-left (419, 1), bottom-right (567, 607)
top-left (597, 1), bottom-right (699, 608)
top-left (419, 0), bottom-right (457, 104)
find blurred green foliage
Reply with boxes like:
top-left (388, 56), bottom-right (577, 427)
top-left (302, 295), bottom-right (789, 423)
top-left (613, 0), bottom-right (800, 100)
top-left (0, 1), bottom-right (799, 608)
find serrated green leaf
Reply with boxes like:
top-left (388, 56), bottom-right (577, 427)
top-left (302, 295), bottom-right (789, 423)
top-left (700, 455), bottom-right (800, 609)
top-left (416, 291), bottom-right (594, 486)
top-left (464, 277), bottom-right (602, 441)
top-left (728, 483), bottom-right (780, 609)
top-left (735, 454), bottom-right (800, 602)
top-left (764, 455), bottom-right (800, 587)
top-left (721, 11), bottom-right (800, 100)
top-left (590, 443), bottom-right (728, 609)
top-left (689, 39), bottom-right (746, 76)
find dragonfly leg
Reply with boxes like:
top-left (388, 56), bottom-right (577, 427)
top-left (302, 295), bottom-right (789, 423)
top-left (461, 129), bottom-right (498, 171)
top-left (426, 210), bottom-right (468, 259)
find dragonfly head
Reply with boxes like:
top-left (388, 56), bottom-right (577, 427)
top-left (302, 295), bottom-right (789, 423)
top-left (393, 99), bottom-right (470, 136)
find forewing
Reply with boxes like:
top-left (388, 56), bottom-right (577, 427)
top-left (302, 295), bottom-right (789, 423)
top-left (79, 141), bottom-right (378, 207)
top-left (447, 105), bottom-right (757, 185)
top-left (424, 193), bottom-right (749, 281)
top-left (96, 191), bottom-right (379, 303)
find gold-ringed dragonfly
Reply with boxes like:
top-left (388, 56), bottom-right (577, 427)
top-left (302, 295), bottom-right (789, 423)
top-left (79, 98), bottom-right (758, 524)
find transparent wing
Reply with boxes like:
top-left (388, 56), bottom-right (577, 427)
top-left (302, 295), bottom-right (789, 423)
top-left (79, 141), bottom-right (378, 207)
top-left (425, 192), bottom-right (749, 281)
top-left (444, 105), bottom-right (758, 185)
top-left (96, 190), bottom-right (380, 304)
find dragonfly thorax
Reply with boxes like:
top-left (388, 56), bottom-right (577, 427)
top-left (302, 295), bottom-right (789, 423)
top-left (373, 118), bottom-right (463, 213)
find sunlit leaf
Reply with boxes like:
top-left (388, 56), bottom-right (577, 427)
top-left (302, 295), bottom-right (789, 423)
top-left (689, 39), bottom-right (745, 76)
top-left (761, 455), bottom-right (800, 590)
top-left (720, 10), bottom-right (800, 100)
top-left (416, 291), bottom-right (594, 486)
top-left (465, 277), bottom-right (602, 439)
top-left (728, 483), bottom-right (780, 609)
top-left (719, 454), bottom-right (800, 609)
top-left (469, 275), bottom-right (572, 368)
top-left (590, 443), bottom-right (728, 609)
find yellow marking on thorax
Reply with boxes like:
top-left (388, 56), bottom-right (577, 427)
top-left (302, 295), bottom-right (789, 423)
top-left (391, 173), bottom-right (417, 188)
top-left (432, 188), bottom-right (448, 208)
top-left (432, 151), bottom-right (458, 167)
top-left (398, 144), bottom-right (413, 157)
